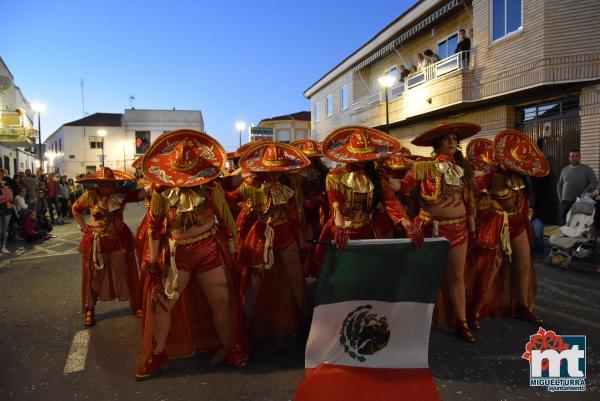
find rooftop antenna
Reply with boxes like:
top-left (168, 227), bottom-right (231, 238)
top-left (80, 79), bottom-right (86, 116)
top-left (129, 95), bottom-right (135, 109)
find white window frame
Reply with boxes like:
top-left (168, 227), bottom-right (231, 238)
top-left (437, 32), bottom-right (459, 60)
top-left (326, 94), bottom-right (333, 117)
top-left (341, 84), bottom-right (349, 111)
top-left (89, 135), bottom-right (104, 149)
top-left (490, 0), bottom-right (524, 44)
top-left (314, 102), bottom-right (320, 122)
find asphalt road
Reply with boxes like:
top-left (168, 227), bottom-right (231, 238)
top-left (0, 201), bottom-right (598, 401)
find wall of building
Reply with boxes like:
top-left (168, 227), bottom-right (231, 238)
top-left (258, 120), bottom-right (311, 143)
top-left (124, 109), bottom-right (204, 145)
top-left (579, 83), bottom-right (600, 177)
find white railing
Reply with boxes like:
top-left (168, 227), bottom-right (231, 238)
top-left (367, 92), bottom-right (382, 104)
top-left (406, 50), bottom-right (471, 89)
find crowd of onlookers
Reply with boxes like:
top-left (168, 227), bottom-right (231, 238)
top-left (397, 28), bottom-right (471, 83)
top-left (0, 168), bottom-right (86, 252)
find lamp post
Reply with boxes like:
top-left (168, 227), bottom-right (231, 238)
top-left (31, 102), bottom-right (47, 172)
top-left (97, 129), bottom-right (107, 167)
top-left (235, 121), bottom-right (246, 148)
top-left (377, 75), bottom-right (396, 134)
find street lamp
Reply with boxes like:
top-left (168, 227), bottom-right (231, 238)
top-left (121, 141), bottom-right (129, 172)
top-left (97, 129), bottom-right (107, 167)
top-left (31, 102), bottom-right (47, 172)
top-left (378, 75), bottom-right (396, 134)
top-left (235, 121), bottom-right (246, 148)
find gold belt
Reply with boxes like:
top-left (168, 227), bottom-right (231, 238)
top-left (418, 211), bottom-right (466, 226)
top-left (169, 226), bottom-right (217, 246)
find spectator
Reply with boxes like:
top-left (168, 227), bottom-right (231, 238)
top-left (46, 172), bottom-right (62, 225)
top-left (557, 149), bottom-right (599, 225)
top-left (424, 49), bottom-right (440, 63)
top-left (455, 28), bottom-right (471, 67)
top-left (57, 175), bottom-right (70, 221)
top-left (1, 170), bottom-right (16, 193)
top-left (398, 65), bottom-right (410, 82)
top-left (417, 53), bottom-right (429, 71)
top-left (37, 174), bottom-right (49, 219)
top-left (407, 65), bottom-right (418, 78)
top-left (14, 187), bottom-right (28, 214)
top-left (0, 173), bottom-right (14, 254)
top-left (455, 28), bottom-right (471, 53)
top-left (22, 169), bottom-right (38, 210)
top-left (528, 208), bottom-right (545, 255)
top-left (21, 210), bottom-right (50, 243)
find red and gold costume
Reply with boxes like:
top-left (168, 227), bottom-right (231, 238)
top-left (232, 142), bottom-right (310, 338)
top-left (314, 126), bottom-right (413, 268)
top-left (72, 168), bottom-right (142, 326)
top-left (290, 140), bottom-right (329, 276)
top-left (380, 149), bottom-right (417, 238)
top-left (398, 122), bottom-right (481, 341)
top-left (468, 131), bottom-right (549, 326)
top-left (136, 130), bottom-right (248, 379)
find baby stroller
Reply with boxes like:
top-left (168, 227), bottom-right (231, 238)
top-left (547, 195), bottom-right (596, 269)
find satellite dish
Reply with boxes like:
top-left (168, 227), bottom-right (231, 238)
top-left (0, 75), bottom-right (11, 92)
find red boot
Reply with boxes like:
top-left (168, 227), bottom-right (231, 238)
top-left (135, 351), bottom-right (169, 381)
top-left (83, 308), bottom-right (95, 327)
top-left (515, 305), bottom-right (543, 323)
top-left (454, 319), bottom-right (475, 343)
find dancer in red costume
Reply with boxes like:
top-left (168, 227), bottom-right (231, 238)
top-left (314, 126), bottom-right (421, 271)
top-left (467, 130), bottom-right (548, 329)
top-left (290, 139), bottom-right (329, 277)
top-left (72, 167), bottom-right (143, 327)
top-left (135, 129), bottom-right (248, 380)
top-left (232, 142), bottom-right (311, 338)
top-left (398, 122), bottom-right (480, 342)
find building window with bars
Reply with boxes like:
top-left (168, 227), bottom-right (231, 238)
top-left (89, 136), bottom-right (104, 149)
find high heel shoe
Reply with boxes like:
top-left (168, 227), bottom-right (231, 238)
top-left (210, 347), bottom-right (230, 365)
top-left (468, 312), bottom-right (481, 330)
top-left (515, 305), bottom-right (543, 323)
top-left (135, 351), bottom-right (169, 380)
top-left (454, 319), bottom-right (475, 342)
top-left (83, 309), bottom-right (95, 327)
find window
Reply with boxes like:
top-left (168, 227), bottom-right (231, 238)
top-left (89, 136), bottom-right (104, 149)
top-left (278, 130), bottom-right (290, 144)
top-left (59, 138), bottom-right (62, 152)
top-left (438, 34), bottom-right (458, 59)
top-left (326, 94), bottom-right (333, 117)
top-left (135, 131), bottom-right (151, 154)
top-left (295, 130), bottom-right (307, 140)
top-left (341, 85), bottom-right (349, 111)
top-left (314, 102), bottom-right (320, 122)
top-left (492, 0), bottom-right (522, 42)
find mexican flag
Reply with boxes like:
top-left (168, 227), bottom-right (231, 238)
top-left (295, 238), bottom-right (448, 401)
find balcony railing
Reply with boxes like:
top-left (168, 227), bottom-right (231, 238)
top-left (0, 111), bottom-right (37, 147)
top-left (350, 51), bottom-right (472, 112)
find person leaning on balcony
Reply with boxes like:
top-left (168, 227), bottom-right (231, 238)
top-left (399, 65), bottom-right (410, 82)
top-left (455, 29), bottom-right (471, 53)
top-left (424, 49), bottom-right (440, 63)
top-left (417, 53), bottom-right (429, 71)
top-left (407, 65), bottom-right (418, 78)
top-left (556, 149), bottom-right (598, 225)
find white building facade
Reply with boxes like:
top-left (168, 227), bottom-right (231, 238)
top-left (46, 109), bottom-right (204, 178)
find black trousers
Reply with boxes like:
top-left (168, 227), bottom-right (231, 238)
top-left (559, 200), bottom-right (575, 226)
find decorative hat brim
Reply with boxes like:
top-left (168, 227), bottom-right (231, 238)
top-left (239, 142), bottom-right (311, 173)
top-left (493, 129), bottom-right (549, 177)
top-left (412, 123), bottom-right (481, 147)
top-left (322, 126), bottom-right (401, 163)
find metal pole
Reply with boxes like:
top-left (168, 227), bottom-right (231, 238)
top-left (385, 89), bottom-right (390, 134)
top-left (101, 141), bottom-right (105, 168)
top-left (123, 147), bottom-right (126, 172)
top-left (239, 130), bottom-right (242, 148)
top-left (37, 112), bottom-right (42, 171)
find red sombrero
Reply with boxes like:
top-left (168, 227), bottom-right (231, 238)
top-left (322, 126), bottom-right (400, 163)
top-left (412, 122), bottom-right (481, 147)
top-left (239, 142), bottom-right (310, 173)
top-left (291, 139), bottom-right (323, 158)
top-left (493, 129), bottom-right (549, 177)
top-left (76, 167), bottom-right (135, 184)
top-left (131, 154), bottom-right (144, 169)
top-left (467, 138), bottom-right (496, 171)
top-left (227, 151), bottom-right (242, 161)
top-left (142, 129), bottom-right (226, 187)
top-left (383, 149), bottom-right (414, 170)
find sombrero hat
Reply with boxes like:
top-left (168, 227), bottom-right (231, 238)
top-left (239, 142), bottom-right (310, 173)
top-left (383, 149), bottom-right (414, 170)
top-left (322, 126), bottom-right (400, 163)
top-left (412, 122), bottom-right (481, 147)
top-left (76, 167), bottom-right (135, 184)
top-left (227, 151), bottom-right (242, 161)
top-left (291, 139), bottom-right (323, 158)
top-left (466, 138), bottom-right (496, 171)
top-left (142, 129), bottom-right (226, 187)
top-left (493, 129), bottom-right (549, 177)
top-left (131, 154), bottom-right (144, 169)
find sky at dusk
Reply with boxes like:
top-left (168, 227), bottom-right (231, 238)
top-left (2, 0), bottom-right (413, 151)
